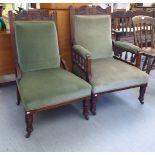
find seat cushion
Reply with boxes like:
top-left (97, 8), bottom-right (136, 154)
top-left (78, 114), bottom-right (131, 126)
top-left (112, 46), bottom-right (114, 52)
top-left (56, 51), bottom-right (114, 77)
top-left (18, 68), bottom-right (91, 111)
top-left (74, 15), bottom-right (112, 59)
top-left (14, 21), bottom-right (60, 72)
top-left (91, 58), bottom-right (148, 94)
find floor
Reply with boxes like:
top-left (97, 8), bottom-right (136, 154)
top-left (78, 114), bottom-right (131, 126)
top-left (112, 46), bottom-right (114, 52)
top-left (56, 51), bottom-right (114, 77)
top-left (0, 71), bottom-right (155, 152)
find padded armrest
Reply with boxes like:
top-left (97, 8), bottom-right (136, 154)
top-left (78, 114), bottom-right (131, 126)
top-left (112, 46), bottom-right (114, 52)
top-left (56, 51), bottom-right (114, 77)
top-left (73, 45), bottom-right (91, 59)
top-left (113, 41), bottom-right (141, 54)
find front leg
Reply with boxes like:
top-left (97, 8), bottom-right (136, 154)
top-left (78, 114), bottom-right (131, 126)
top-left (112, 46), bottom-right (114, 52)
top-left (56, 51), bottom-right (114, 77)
top-left (25, 111), bottom-right (33, 138)
top-left (83, 97), bottom-right (90, 120)
top-left (90, 94), bottom-right (97, 115)
top-left (138, 84), bottom-right (147, 104)
top-left (16, 86), bottom-right (20, 105)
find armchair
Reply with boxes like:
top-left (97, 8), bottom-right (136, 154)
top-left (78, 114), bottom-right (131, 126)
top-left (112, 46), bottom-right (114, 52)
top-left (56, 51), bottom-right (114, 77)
top-left (9, 10), bottom-right (91, 138)
top-left (70, 6), bottom-right (149, 115)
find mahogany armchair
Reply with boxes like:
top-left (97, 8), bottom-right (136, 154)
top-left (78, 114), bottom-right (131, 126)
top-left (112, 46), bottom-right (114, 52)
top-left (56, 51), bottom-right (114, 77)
top-left (9, 10), bottom-right (91, 138)
top-left (70, 6), bottom-right (149, 115)
top-left (132, 15), bottom-right (155, 74)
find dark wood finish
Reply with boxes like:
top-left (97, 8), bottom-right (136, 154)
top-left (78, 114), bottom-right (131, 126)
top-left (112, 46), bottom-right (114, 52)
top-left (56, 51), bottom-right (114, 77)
top-left (90, 94), bottom-right (97, 115)
top-left (0, 5), bottom-right (4, 17)
top-left (132, 16), bottom-right (155, 73)
top-left (83, 97), bottom-right (90, 120)
top-left (112, 41), bottom-right (141, 68)
top-left (16, 86), bottom-right (20, 105)
top-left (139, 84), bottom-right (147, 104)
top-left (0, 32), bottom-right (15, 76)
top-left (25, 112), bottom-right (33, 138)
top-left (9, 9), bottom-right (90, 138)
top-left (112, 9), bottom-right (155, 43)
top-left (131, 3), bottom-right (155, 11)
top-left (31, 3), bottom-right (36, 9)
top-left (70, 5), bottom-right (148, 114)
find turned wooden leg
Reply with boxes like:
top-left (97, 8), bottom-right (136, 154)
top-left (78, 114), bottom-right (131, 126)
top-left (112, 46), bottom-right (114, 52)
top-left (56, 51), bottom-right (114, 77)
top-left (83, 98), bottom-right (90, 120)
top-left (25, 111), bottom-right (33, 138)
top-left (16, 86), bottom-right (20, 106)
top-left (142, 56), bottom-right (148, 71)
top-left (90, 94), bottom-right (97, 115)
top-left (146, 57), bottom-right (152, 74)
top-left (138, 84), bottom-right (147, 104)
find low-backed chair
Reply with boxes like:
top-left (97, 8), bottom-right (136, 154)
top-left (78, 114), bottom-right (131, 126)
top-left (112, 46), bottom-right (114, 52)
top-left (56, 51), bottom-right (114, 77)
top-left (9, 10), bottom-right (91, 138)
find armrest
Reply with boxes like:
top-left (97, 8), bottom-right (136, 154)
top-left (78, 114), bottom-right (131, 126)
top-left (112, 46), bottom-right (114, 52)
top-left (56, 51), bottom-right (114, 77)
top-left (113, 41), bottom-right (142, 68)
top-left (72, 45), bottom-right (92, 82)
top-left (73, 45), bottom-right (91, 59)
top-left (113, 41), bottom-right (141, 54)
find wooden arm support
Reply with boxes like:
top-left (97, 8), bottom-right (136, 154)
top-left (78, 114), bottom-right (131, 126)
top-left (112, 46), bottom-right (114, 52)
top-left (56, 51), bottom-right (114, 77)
top-left (113, 43), bottom-right (141, 68)
top-left (72, 50), bottom-right (92, 82)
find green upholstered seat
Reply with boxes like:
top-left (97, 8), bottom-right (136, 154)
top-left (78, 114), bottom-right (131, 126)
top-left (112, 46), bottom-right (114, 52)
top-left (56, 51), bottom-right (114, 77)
top-left (91, 58), bottom-right (148, 94)
top-left (14, 21), bottom-right (60, 72)
top-left (18, 68), bottom-right (91, 111)
top-left (73, 57), bottom-right (148, 94)
top-left (74, 15), bottom-right (113, 59)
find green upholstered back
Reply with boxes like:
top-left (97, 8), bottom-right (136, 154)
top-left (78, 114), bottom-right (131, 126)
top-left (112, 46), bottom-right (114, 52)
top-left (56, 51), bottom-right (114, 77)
top-left (14, 21), bottom-right (60, 72)
top-left (74, 15), bottom-right (112, 59)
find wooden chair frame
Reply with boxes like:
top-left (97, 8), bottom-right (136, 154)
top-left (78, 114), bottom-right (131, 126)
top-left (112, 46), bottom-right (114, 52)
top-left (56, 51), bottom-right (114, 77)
top-left (9, 9), bottom-right (90, 138)
top-left (70, 5), bottom-right (148, 115)
top-left (132, 15), bottom-right (155, 73)
top-left (112, 9), bottom-right (155, 42)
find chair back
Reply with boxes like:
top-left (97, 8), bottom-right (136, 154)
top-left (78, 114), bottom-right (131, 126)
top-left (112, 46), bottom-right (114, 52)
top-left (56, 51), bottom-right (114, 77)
top-left (70, 5), bottom-right (112, 59)
top-left (9, 10), bottom-right (60, 73)
top-left (132, 15), bottom-right (155, 48)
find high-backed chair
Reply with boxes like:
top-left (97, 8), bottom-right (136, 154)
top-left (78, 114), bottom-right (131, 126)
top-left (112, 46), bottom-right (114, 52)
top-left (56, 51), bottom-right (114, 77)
top-left (132, 16), bottom-right (155, 74)
top-left (9, 10), bottom-right (91, 138)
top-left (70, 6), bottom-right (149, 115)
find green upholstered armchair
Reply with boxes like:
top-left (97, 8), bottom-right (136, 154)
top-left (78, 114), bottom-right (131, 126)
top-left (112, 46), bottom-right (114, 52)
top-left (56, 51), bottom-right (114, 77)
top-left (9, 10), bottom-right (91, 138)
top-left (70, 6), bottom-right (149, 115)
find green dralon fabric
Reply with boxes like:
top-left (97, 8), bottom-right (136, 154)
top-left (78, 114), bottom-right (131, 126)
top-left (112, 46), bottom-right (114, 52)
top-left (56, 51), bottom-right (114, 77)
top-left (74, 15), bottom-right (113, 59)
top-left (17, 68), bottom-right (91, 111)
top-left (73, 57), bottom-right (148, 94)
top-left (14, 21), bottom-right (60, 72)
top-left (90, 58), bottom-right (148, 94)
top-left (73, 45), bottom-right (91, 59)
top-left (113, 41), bottom-right (141, 53)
